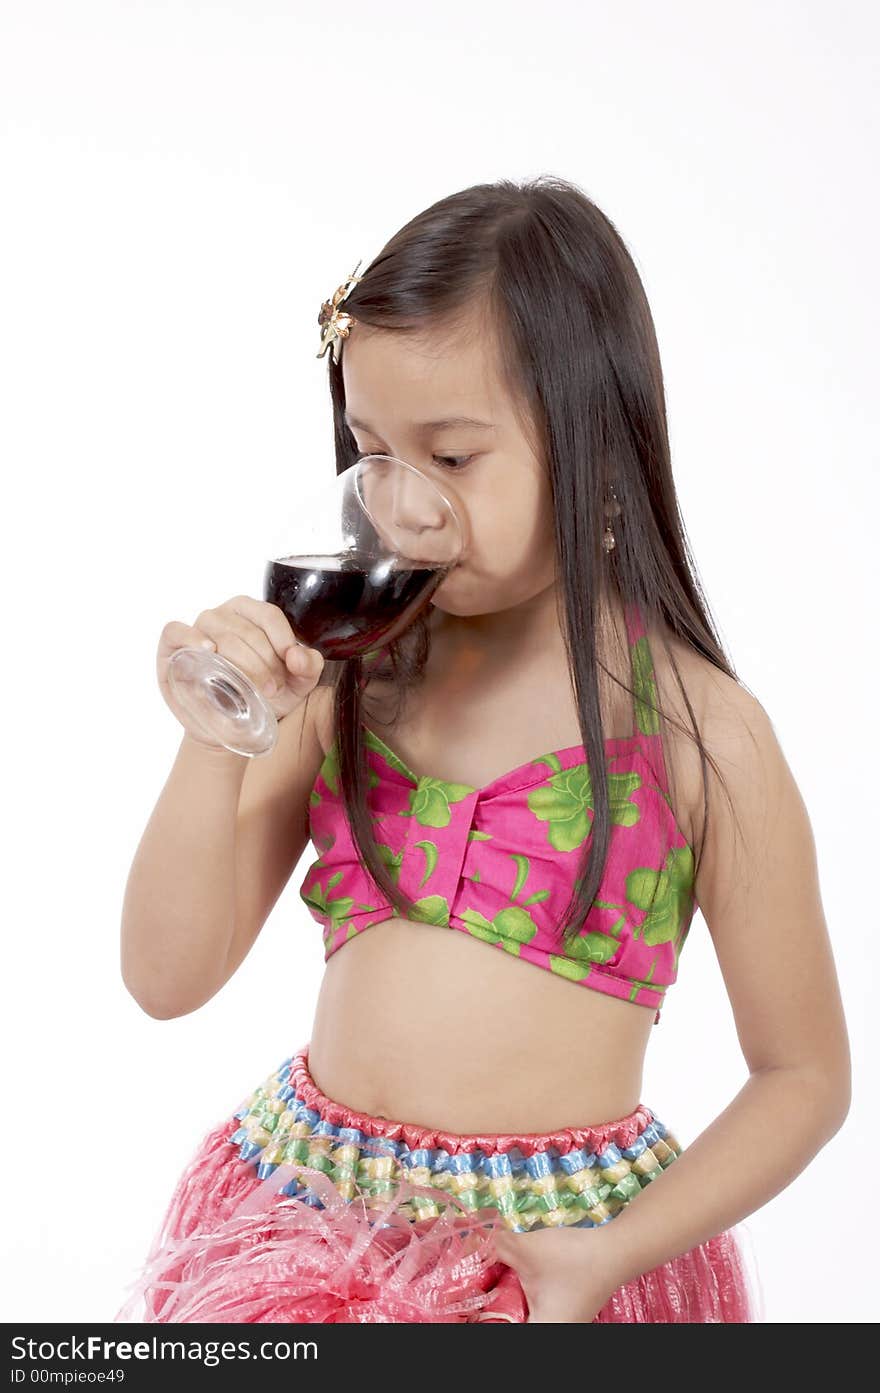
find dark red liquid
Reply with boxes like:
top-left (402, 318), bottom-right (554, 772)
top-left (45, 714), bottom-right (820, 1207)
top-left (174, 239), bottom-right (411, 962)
top-left (263, 554), bottom-right (450, 660)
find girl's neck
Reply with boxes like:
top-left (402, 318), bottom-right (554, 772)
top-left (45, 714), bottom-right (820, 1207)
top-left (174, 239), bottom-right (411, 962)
top-left (430, 581), bottom-right (629, 664)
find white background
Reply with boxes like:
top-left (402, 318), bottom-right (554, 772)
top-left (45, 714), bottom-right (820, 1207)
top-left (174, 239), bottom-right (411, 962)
top-left (2, 1), bottom-right (877, 1324)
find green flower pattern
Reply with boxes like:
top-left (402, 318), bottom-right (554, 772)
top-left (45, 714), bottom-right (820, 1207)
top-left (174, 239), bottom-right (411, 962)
top-left (631, 635), bottom-right (661, 735)
top-left (401, 778), bottom-right (476, 829)
top-left (300, 870), bottom-right (358, 948)
top-left (626, 845), bottom-right (695, 947)
top-left (460, 852), bottom-right (547, 956)
top-left (526, 761), bottom-right (641, 852)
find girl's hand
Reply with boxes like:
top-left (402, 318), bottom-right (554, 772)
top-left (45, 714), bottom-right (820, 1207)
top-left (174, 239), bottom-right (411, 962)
top-left (157, 595), bottom-right (325, 747)
top-left (491, 1224), bottom-right (622, 1323)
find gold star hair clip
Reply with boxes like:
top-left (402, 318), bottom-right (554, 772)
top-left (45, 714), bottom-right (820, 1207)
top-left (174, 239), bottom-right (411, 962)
top-left (316, 260), bottom-right (363, 364)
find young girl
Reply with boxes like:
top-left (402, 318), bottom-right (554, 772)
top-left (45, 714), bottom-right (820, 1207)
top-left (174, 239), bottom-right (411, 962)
top-left (116, 176), bottom-right (850, 1323)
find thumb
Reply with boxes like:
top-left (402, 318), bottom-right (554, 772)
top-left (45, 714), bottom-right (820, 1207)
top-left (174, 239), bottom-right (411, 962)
top-left (284, 640), bottom-right (323, 687)
top-left (492, 1229), bottom-right (527, 1263)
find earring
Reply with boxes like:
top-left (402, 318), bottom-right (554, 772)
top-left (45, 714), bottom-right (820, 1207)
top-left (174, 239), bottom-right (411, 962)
top-left (602, 486), bottom-right (621, 552)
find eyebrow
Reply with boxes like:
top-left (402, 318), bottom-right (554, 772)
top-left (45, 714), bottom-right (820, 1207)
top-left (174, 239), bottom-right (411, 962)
top-left (344, 411), bottom-right (496, 433)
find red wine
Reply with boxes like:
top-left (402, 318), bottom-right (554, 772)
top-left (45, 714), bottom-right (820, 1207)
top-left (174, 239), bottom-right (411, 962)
top-left (263, 554), bottom-right (450, 660)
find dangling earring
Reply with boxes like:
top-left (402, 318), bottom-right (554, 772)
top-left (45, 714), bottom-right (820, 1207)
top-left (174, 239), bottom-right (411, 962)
top-left (602, 485), bottom-right (621, 552)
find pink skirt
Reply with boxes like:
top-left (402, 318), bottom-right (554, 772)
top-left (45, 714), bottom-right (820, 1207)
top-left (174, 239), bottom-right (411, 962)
top-left (115, 1045), bottom-right (762, 1323)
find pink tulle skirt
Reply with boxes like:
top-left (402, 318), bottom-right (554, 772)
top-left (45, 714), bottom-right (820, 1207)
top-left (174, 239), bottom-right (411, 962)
top-left (115, 1045), bottom-right (762, 1323)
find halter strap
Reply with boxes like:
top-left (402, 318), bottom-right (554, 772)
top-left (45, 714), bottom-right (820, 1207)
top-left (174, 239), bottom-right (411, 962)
top-left (623, 600), bottom-right (670, 796)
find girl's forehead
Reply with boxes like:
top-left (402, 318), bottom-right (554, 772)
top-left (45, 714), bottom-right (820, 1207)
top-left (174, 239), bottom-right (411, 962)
top-left (342, 324), bottom-right (506, 424)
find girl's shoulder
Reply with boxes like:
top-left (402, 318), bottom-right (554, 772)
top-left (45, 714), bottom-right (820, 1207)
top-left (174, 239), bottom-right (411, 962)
top-left (651, 622), bottom-right (776, 853)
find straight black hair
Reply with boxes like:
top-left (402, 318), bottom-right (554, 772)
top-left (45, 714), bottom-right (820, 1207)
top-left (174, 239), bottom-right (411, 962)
top-left (310, 174), bottom-right (741, 955)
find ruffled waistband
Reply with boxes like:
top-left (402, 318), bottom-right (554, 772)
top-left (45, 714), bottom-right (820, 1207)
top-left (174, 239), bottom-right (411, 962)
top-left (289, 1045), bottom-right (657, 1159)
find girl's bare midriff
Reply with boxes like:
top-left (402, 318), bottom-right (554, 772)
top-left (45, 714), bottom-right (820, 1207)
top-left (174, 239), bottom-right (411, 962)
top-left (307, 600), bottom-right (686, 1136)
top-left (308, 921), bottom-right (656, 1133)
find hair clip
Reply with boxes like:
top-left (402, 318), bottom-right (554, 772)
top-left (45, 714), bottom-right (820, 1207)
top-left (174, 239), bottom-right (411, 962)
top-left (316, 261), bottom-right (363, 364)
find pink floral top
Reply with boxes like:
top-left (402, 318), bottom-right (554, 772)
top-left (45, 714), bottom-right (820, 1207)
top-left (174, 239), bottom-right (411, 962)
top-left (299, 602), bottom-right (696, 1024)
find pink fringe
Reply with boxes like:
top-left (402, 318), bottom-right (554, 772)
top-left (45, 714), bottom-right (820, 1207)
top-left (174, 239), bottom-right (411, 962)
top-left (115, 1121), bottom-right (517, 1323)
top-left (116, 1117), bottom-right (762, 1324)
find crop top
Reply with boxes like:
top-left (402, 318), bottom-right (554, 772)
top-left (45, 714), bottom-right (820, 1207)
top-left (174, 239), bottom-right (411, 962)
top-left (299, 601), bottom-right (697, 1024)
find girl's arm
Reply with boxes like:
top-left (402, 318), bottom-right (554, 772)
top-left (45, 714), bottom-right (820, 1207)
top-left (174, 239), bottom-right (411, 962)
top-left (494, 675), bottom-right (850, 1319)
top-left (120, 684), bottom-right (332, 1019)
top-left (592, 675), bottom-right (851, 1286)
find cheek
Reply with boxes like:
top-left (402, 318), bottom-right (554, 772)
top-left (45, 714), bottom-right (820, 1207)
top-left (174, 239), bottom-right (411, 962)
top-left (474, 475), bottom-right (554, 569)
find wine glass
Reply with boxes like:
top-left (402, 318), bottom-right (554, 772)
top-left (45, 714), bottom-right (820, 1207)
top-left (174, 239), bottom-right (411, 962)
top-left (164, 454), bottom-right (464, 757)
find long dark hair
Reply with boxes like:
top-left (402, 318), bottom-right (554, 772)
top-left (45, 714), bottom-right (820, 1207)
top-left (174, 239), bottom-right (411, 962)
top-left (313, 174), bottom-right (739, 954)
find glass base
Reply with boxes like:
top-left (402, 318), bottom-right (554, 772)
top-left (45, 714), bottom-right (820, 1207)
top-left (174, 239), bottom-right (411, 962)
top-left (165, 647), bottom-right (278, 757)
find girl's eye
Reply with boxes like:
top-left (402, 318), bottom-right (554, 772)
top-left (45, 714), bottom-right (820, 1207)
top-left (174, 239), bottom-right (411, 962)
top-left (433, 455), bottom-right (473, 469)
top-left (354, 451), bottom-right (473, 470)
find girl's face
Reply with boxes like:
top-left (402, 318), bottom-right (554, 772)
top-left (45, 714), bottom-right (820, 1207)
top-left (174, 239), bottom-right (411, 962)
top-left (340, 305), bottom-right (557, 622)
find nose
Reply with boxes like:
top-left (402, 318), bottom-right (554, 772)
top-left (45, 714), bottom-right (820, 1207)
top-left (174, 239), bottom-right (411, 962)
top-left (389, 468), bottom-right (460, 564)
top-left (391, 465), bottom-right (437, 530)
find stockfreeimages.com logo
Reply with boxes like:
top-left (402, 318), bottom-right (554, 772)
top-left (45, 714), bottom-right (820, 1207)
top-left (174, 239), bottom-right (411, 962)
top-left (10, 1334), bottom-right (319, 1368)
